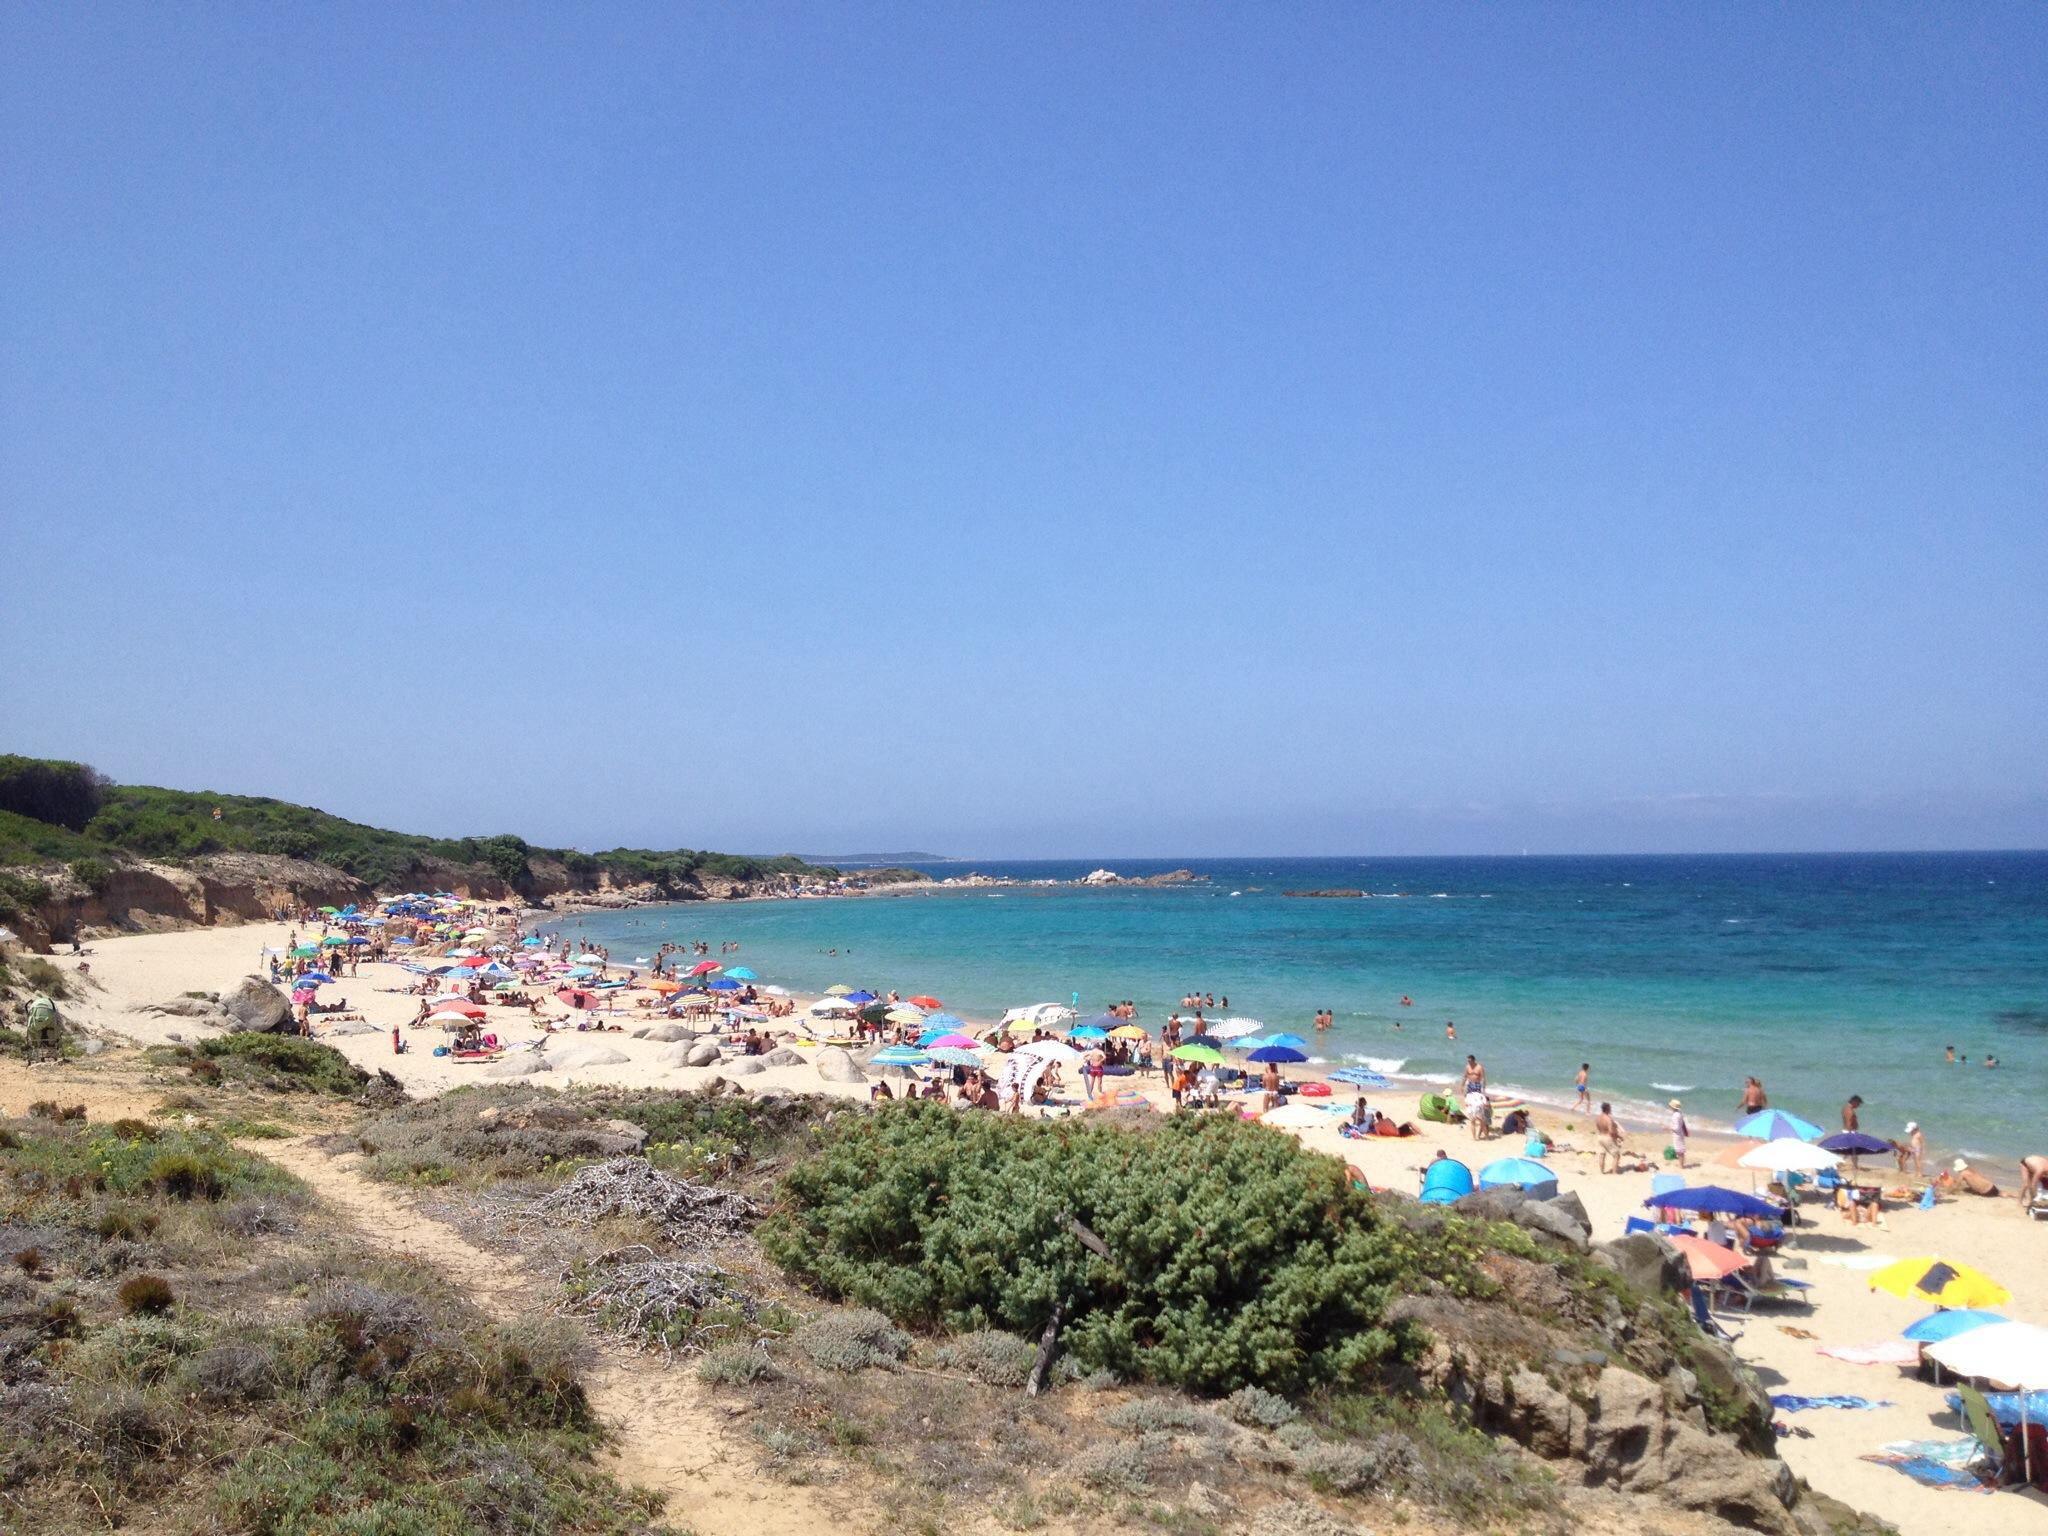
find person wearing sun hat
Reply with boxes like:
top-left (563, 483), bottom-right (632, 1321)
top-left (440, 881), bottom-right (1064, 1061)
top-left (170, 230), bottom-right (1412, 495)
top-left (1899, 1121), bottom-right (1925, 1177)
top-left (1667, 1098), bottom-right (1689, 1168)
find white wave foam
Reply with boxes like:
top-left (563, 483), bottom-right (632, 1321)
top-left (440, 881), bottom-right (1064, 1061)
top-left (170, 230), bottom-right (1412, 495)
top-left (1345, 1055), bottom-right (1408, 1075)
top-left (1408, 1072), bottom-right (1457, 1086)
top-left (1650, 1083), bottom-right (1695, 1093)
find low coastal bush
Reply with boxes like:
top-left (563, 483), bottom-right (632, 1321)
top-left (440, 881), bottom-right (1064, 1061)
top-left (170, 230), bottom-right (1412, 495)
top-left (193, 1033), bottom-right (367, 1096)
top-left (794, 1308), bottom-right (911, 1372)
top-left (764, 1104), bottom-right (1441, 1396)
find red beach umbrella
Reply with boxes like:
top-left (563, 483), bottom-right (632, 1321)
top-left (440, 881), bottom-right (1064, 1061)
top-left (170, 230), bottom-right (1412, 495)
top-left (690, 960), bottom-right (723, 976)
top-left (908, 995), bottom-right (943, 1010)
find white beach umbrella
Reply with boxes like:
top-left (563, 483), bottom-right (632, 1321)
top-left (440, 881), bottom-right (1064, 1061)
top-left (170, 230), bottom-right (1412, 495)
top-left (1738, 1141), bottom-right (1842, 1174)
top-left (1923, 1322), bottom-right (2048, 1480)
top-left (809, 997), bottom-right (858, 1016)
top-left (1015, 1040), bottom-right (1082, 1067)
top-left (1206, 1017), bottom-right (1264, 1040)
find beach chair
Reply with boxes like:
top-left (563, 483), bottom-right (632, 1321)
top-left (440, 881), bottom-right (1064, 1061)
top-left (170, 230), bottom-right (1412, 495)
top-left (1689, 1285), bottom-right (1741, 1343)
top-left (1957, 1386), bottom-right (2006, 1484)
top-left (1709, 1271), bottom-right (1813, 1314)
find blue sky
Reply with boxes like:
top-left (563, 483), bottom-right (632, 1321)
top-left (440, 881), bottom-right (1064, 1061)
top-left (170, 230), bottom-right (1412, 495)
top-left (4, 5), bottom-right (2043, 857)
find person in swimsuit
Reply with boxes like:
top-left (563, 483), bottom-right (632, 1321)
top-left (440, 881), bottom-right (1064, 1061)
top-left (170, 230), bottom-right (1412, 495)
top-left (1573, 1063), bottom-right (1591, 1112)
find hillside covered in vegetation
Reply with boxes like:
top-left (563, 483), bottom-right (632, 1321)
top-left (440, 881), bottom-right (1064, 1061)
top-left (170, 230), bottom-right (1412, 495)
top-left (0, 753), bottom-right (834, 927)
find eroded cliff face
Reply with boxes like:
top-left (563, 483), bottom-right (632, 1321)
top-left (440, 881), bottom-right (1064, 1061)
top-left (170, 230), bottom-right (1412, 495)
top-left (7, 853), bottom-right (806, 949)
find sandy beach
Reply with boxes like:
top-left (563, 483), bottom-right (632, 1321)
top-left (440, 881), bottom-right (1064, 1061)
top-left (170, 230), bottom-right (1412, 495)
top-left (18, 919), bottom-right (2047, 1535)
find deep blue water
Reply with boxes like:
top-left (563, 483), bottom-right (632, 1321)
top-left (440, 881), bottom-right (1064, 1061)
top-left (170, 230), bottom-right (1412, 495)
top-left (556, 853), bottom-right (2048, 1159)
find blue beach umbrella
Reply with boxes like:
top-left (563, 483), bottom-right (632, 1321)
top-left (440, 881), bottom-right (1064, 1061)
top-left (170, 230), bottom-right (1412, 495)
top-left (1479, 1157), bottom-right (1559, 1197)
top-left (345, 936), bottom-right (371, 945)
top-left (1081, 1013), bottom-right (1122, 1032)
top-left (1420, 1159), bottom-right (1475, 1205)
top-left (1903, 1310), bottom-right (2007, 1343)
top-left (843, 991), bottom-right (878, 1005)
top-left (1733, 1110), bottom-right (1824, 1142)
top-left (705, 978), bottom-right (741, 991)
top-left (1246, 1045), bottom-right (1309, 1063)
top-left (520, 936), bottom-right (545, 946)
top-left (1819, 1131), bottom-right (1893, 1156)
top-left (296, 971), bottom-right (334, 985)
top-left (1643, 1185), bottom-right (1784, 1219)
top-left (1328, 1067), bottom-right (1392, 1089)
top-left (565, 967), bottom-right (596, 980)
top-left (1070, 1025), bottom-right (1109, 1041)
top-left (391, 936), bottom-right (414, 945)
top-left (1258, 1032), bottom-right (1311, 1053)
top-left (923, 1012), bottom-right (966, 1031)
top-left (869, 1046), bottom-right (930, 1067)
top-left (723, 967), bottom-right (757, 981)
top-left (927, 1047), bottom-right (986, 1068)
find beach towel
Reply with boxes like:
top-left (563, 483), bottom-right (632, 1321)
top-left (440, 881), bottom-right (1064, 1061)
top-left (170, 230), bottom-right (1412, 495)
top-left (1820, 1341), bottom-right (1921, 1366)
top-left (1878, 1437), bottom-right (1985, 1466)
top-left (1770, 1394), bottom-right (1894, 1413)
top-left (1814, 1252), bottom-right (1898, 1272)
top-left (1861, 1453), bottom-right (1994, 1492)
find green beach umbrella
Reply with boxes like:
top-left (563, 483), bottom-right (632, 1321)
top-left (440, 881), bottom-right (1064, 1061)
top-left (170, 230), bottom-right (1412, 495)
top-left (290, 945), bottom-right (319, 958)
top-left (1169, 1043), bottom-right (1225, 1064)
top-left (824, 984), bottom-right (854, 996)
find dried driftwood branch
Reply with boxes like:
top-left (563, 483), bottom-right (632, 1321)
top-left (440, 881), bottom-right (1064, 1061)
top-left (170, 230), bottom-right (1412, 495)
top-left (559, 1243), bottom-right (761, 1356)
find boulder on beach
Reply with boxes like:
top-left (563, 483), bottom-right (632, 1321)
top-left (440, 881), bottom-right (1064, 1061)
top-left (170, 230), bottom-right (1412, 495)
top-left (639, 1023), bottom-right (695, 1043)
top-left (1451, 1187), bottom-right (1591, 1252)
top-left (486, 1054), bottom-right (552, 1078)
top-left (814, 1046), bottom-right (865, 1085)
top-left (723, 1059), bottom-right (766, 1076)
top-left (222, 977), bottom-right (293, 1034)
top-left (760, 1047), bottom-right (805, 1067)
top-left (321, 1019), bottom-right (383, 1037)
top-left (549, 1043), bottom-right (630, 1070)
top-left (683, 1042), bottom-right (722, 1068)
top-left (1591, 1231), bottom-right (1689, 1296)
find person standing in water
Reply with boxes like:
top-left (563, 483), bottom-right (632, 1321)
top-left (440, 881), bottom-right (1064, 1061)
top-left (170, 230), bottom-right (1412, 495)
top-left (1739, 1076), bottom-right (1768, 1115)
top-left (1573, 1063), bottom-right (1591, 1112)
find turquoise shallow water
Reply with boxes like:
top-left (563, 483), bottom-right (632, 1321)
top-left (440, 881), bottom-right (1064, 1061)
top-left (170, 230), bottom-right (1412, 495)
top-left (557, 853), bottom-right (2047, 1160)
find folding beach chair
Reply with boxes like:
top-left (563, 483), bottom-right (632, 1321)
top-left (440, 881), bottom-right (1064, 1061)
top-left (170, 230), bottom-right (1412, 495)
top-left (1690, 1285), bottom-right (1741, 1343)
top-left (1958, 1386), bottom-right (2006, 1484)
top-left (1709, 1271), bottom-right (1814, 1314)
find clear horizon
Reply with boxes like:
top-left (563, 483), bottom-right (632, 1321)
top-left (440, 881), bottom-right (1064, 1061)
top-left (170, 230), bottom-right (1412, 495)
top-left (5, 7), bottom-right (2044, 858)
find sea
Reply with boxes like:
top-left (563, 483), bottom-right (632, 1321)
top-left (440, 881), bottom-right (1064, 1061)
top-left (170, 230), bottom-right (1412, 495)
top-left (552, 852), bottom-right (2047, 1162)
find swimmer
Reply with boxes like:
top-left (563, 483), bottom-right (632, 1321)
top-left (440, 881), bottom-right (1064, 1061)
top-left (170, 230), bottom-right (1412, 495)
top-left (1445, 1020), bottom-right (1456, 1041)
top-left (1400, 995), bottom-right (1413, 1008)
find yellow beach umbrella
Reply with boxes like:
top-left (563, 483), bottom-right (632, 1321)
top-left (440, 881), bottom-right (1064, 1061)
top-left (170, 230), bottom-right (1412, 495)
top-left (1868, 1256), bottom-right (2011, 1311)
top-left (1108, 1025), bottom-right (1148, 1040)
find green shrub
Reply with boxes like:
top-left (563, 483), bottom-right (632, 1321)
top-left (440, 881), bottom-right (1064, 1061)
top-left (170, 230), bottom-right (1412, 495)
top-left (69, 856), bottom-right (113, 894)
top-left (763, 1104), bottom-right (1422, 1397)
top-left (195, 1033), bottom-right (367, 1095)
top-left (18, 957), bottom-right (71, 999)
top-left (149, 1151), bottom-right (226, 1201)
top-left (0, 755), bottom-right (107, 831)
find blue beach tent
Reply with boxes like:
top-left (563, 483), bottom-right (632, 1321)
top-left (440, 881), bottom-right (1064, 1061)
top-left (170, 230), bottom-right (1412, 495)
top-left (1478, 1157), bottom-right (1559, 1199)
top-left (1419, 1159), bottom-right (1475, 1205)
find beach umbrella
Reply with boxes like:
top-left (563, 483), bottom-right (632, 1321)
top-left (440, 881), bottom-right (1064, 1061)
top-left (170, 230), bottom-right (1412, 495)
top-left (1732, 1110), bottom-right (1824, 1142)
top-left (446, 949), bottom-right (479, 959)
top-left (390, 936), bottom-right (414, 946)
top-left (1327, 1067), bottom-right (1392, 1089)
top-left (907, 995), bottom-right (941, 1009)
top-left (520, 936), bottom-right (545, 946)
top-left (1921, 1321), bottom-right (2048, 1481)
top-left (1089, 1088), bottom-right (1152, 1111)
top-left (1246, 1045), bottom-right (1309, 1064)
top-left (1258, 1032), bottom-right (1311, 1052)
top-left (1017, 1040), bottom-right (1083, 1067)
top-left (1737, 1141), bottom-right (1842, 1173)
top-left (1262, 1102), bottom-right (1338, 1129)
top-left (565, 967), bottom-right (596, 980)
top-left (809, 997), bottom-right (858, 1015)
top-left (431, 1001), bottom-right (486, 1019)
top-left (1169, 1043), bottom-right (1224, 1064)
top-left (1641, 1186), bottom-right (1783, 1220)
top-left (1419, 1159), bottom-right (1475, 1205)
top-left (576, 953), bottom-right (607, 966)
top-left (1903, 1309), bottom-right (2008, 1344)
top-left (705, 978), bottom-right (741, 991)
top-left (843, 991), bottom-right (878, 1005)
top-left (916, 1027), bottom-right (963, 1048)
top-left (556, 988), bottom-right (599, 1010)
top-left (723, 967), bottom-right (757, 981)
top-left (289, 944), bottom-right (319, 958)
top-left (886, 1007), bottom-right (926, 1026)
top-left (1108, 1025), bottom-right (1148, 1040)
top-left (643, 979), bottom-right (682, 994)
top-left (318, 906), bottom-right (339, 915)
top-left (923, 1012), bottom-right (966, 1031)
top-left (1710, 1139), bottom-right (1768, 1170)
top-left (928, 1047), bottom-right (987, 1069)
top-left (345, 936), bottom-right (371, 946)
top-left (1070, 1025), bottom-right (1109, 1041)
top-left (1478, 1157), bottom-right (1559, 1197)
top-left (1667, 1235), bottom-right (1753, 1283)
top-left (296, 971), bottom-right (334, 985)
top-left (458, 955), bottom-right (490, 968)
top-left (824, 984), bottom-right (854, 996)
top-left (1080, 1013), bottom-right (1122, 1032)
top-left (1205, 1017), bottom-right (1263, 1040)
top-left (492, 980), bottom-right (518, 991)
top-left (1869, 1257), bottom-right (2011, 1311)
top-left (1818, 1132), bottom-right (1893, 1157)
top-left (925, 1033), bottom-right (979, 1051)
top-left (869, 1046), bottom-right (930, 1067)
